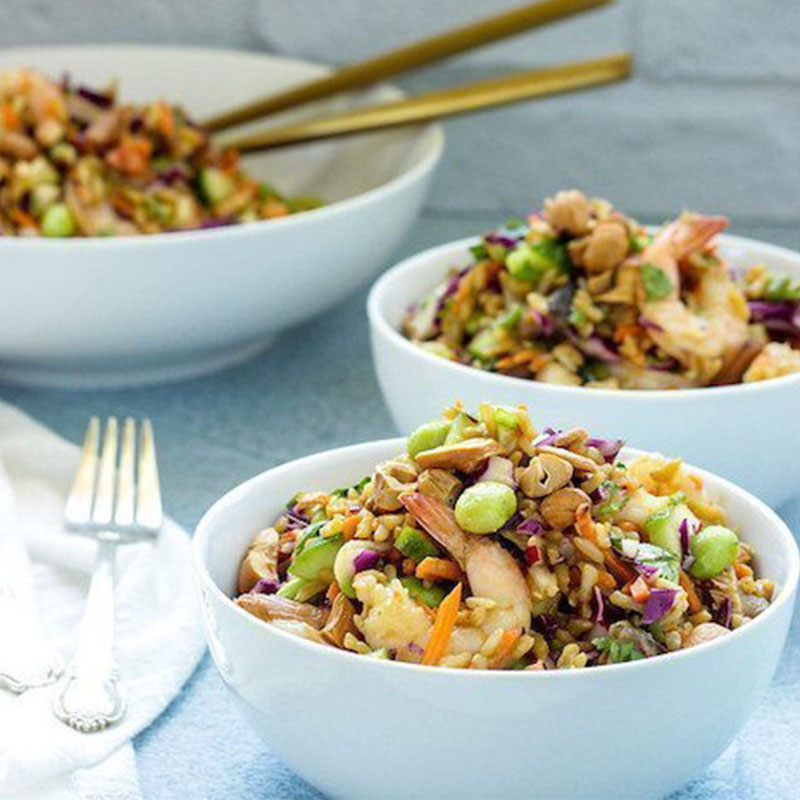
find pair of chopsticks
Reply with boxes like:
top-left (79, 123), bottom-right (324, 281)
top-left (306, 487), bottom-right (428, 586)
top-left (207, 0), bottom-right (631, 153)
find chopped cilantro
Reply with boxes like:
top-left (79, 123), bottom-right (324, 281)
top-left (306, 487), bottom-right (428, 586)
top-left (505, 216), bottom-right (526, 230)
top-left (595, 481), bottom-right (629, 518)
top-left (594, 636), bottom-right (645, 663)
top-left (641, 262), bottom-right (674, 301)
top-left (580, 361), bottom-right (611, 383)
top-left (632, 542), bottom-right (680, 583)
top-left (331, 475), bottom-right (370, 498)
top-left (764, 274), bottom-right (800, 302)
top-left (630, 232), bottom-right (652, 253)
top-left (470, 242), bottom-right (489, 261)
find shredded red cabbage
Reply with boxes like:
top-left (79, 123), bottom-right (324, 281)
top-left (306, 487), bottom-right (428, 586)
top-left (586, 437), bottom-right (624, 463)
top-left (485, 231), bottom-right (523, 248)
top-left (252, 578), bottom-right (279, 595)
top-left (574, 334), bottom-right (621, 363)
top-left (679, 518), bottom-right (692, 554)
top-left (531, 613), bottom-right (559, 641)
top-left (716, 596), bottom-right (733, 629)
top-left (534, 427), bottom-right (560, 448)
top-left (639, 316), bottom-right (664, 332)
top-left (77, 85), bottom-right (114, 108)
top-left (642, 589), bottom-right (678, 624)
top-left (353, 549), bottom-right (380, 573)
top-left (517, 517), bottom-right (543, 535)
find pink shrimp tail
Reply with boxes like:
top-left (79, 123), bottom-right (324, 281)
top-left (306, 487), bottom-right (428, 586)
top-left (672, 213), bottom-right (728, 259)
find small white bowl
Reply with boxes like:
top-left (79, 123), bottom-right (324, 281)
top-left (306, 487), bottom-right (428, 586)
top-left (0, 45), bottom-right (443, 387)
top-left (194, 438), bottom-right (798, 800)
top-left (368, 234), bottom-right (800, 507)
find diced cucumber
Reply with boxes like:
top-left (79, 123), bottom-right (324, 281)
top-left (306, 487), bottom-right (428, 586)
top-left (506, 239), bottom-right (569, 282)
top-left (198, 167), bottom-right (234, 205)
top-left (400, 576), bottom-right (447, 608)
top-left (40, 203), bottom-right (76, 238)
top-left (497, 304), bottom-right (523, 330)
top-left (288, 534), bottom-right (342, 583)
top-left (467, 328), bottom-right (503, 361)
top-left (277, 577), bottom-right (326, 602)
top-left (643, 502), bottom-right (699, 557)
top-left (395, 526), bottom-right (439, 560)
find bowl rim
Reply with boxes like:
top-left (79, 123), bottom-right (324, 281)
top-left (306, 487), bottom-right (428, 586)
top-left (367, 232), bottom-right (800, 399)
top-left (0, 43), bottom-right (444, 249)
top-left (193, 436), bottom-right (799, 681)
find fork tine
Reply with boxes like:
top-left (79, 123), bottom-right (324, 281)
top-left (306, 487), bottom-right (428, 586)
top-left (64, 417), bottom-right (101, 528)
top-left (135, 419), bottom-right (162, 532)
top-left (91, 417), bottom-right (118, 527)
top-left (114, 418), bottom-right (136, 528)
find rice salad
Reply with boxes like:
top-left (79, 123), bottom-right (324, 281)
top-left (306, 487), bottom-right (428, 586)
top-left (234, 403), bottom-right (774, 670)
top-left (403, 190), bottom-right (800, 389)
top-left (0, 68), bottom-right (319, 237)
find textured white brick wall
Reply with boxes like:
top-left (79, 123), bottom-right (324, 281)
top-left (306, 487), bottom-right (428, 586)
top-left (2, 0), bottom-right (799, 226)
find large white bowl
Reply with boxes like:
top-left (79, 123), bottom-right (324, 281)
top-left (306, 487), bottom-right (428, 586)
top-left (368, 235), bottom-right (800, 507)
top-left (0, 45), bottom-right (443, 387)
top-left (194, 438), bottom-right (798, 800)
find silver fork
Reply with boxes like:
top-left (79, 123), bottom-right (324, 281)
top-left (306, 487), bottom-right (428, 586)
top-left (52, 417), bottom-right (162, 733)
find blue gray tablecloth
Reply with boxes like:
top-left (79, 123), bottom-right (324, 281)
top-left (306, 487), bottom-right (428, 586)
top-left (4, 213), bottom-right (798, 799)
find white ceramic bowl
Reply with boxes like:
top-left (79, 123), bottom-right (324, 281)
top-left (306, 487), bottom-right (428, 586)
top-left (0, 45), bottom-right (443, 387)
top-left (368, 234), bottom-right (800, 507)
top-left (194, 438), bottom-right (798, 800)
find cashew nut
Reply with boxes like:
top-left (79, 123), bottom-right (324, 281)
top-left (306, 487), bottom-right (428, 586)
top-left (519, 453), bottom-right (573, 498)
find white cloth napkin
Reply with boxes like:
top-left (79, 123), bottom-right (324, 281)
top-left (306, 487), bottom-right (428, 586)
top-left (0, 402), bottom-right (206, 799)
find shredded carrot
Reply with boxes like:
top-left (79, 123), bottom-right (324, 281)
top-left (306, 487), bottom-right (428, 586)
top-left (733, 562), bottom-right (753, 579)
top-left (10, 208), bottom-right (37, 229)
top-left (604, 549), bottom-right (637, 584)
top-left (263, 199), bottom-right (289, 218)
top-left (488, 629), bottom-right (522, 670)
top-left (154, 101), bottom-right (175, 139)
top-left (326, 582), bottom-right (340, 602)
top-left (596, 569), bottom-right (617, 590)
top-left (679, 570), bottom-right (702, 613)
top-left (421, 582), bottom-right (462, 666)
top-left (614, 323), bottom-right (643, 343)
top-left (341, 514), bottom-right (360, 541)
top-left (106, 135), bottom-right (152, 177)
top-left (529, 353), bottom-right (551, 372)
top-left (1, 101), bottom-right (20, 131)
top-left (618, 521), bottom-right (639, 533)
top-left (689, 474), bottom-right (704, 491)
top-left (416, 557), bottom-right (461, 582)
top-left (495, 349), bottom-right (538, 371)
top-left (575, 503), bottom-right (597, 542)
top-left (629, 575), bottom-right (651, 604)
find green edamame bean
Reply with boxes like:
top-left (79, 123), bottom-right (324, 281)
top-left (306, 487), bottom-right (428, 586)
top-left (455, 481), bottom-right (517, 534)
top-left (689, 525), bottom-right (739, 580)
top-left (40, 203), bottom-right (76, 238)
top-left (407, 419), bottom-right (451, 458)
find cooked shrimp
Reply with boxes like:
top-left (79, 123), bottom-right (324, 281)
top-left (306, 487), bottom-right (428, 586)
top-left (640, 214), bottom-right (749, 377)
top-left (401, 492), bottom-right (532, 639)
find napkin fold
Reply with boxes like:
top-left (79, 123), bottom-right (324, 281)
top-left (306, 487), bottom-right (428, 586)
top-left (0, 402), bottom-right (206, 800)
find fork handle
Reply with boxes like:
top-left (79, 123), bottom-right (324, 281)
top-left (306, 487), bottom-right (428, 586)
top-left (53, 538), bottom-right (126, 732)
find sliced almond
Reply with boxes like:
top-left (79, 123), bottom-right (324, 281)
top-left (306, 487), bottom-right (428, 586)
top-left (537, 445), bottom-right (599, 472)
top-left (413, 438), bottom-right (503, 473)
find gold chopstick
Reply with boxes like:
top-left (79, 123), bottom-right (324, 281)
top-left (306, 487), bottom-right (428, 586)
top-left (224, 53), bottom-right (631, 154)
top-left (204, 0), bottom-right (615, 132)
